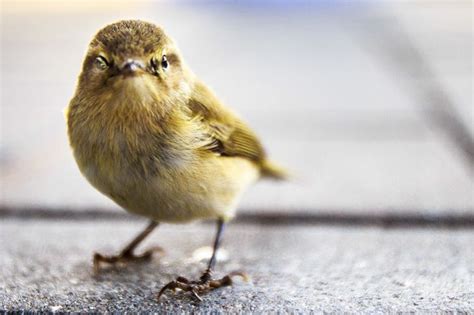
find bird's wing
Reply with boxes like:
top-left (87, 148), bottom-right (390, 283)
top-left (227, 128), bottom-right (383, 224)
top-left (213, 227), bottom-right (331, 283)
top-left (187, 81), bottom-right (287, 180)
top-left (187, 81), bottom-right (266, 163)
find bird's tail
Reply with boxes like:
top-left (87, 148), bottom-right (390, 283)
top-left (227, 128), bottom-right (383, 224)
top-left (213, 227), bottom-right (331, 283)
top-left (260, 159), bottom-right (289, 180)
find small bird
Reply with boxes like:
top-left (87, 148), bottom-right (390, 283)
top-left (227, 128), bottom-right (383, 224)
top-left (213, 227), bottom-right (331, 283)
top-left (66, 20), bottom-right (286, 300)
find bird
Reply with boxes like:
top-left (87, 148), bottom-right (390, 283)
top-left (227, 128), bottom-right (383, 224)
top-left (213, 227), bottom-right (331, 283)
top-left (66, 19), bottom-right (286, 300)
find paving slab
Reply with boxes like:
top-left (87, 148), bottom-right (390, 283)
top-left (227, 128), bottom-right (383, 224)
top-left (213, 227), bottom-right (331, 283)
top-left (388, 1), bottom-right (473, 137)
top-left (1, 219), bottom-right (473, 312)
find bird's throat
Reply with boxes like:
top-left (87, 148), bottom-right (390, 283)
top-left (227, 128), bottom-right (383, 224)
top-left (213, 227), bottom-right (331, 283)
top-left (112, 75), bottom-right (159, 105)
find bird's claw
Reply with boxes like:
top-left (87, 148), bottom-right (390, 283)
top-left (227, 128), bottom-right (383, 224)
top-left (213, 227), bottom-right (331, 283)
top-left (157, 271), bottom-right (248, 301)
top-left (93, 246), bottom-right (164, 273)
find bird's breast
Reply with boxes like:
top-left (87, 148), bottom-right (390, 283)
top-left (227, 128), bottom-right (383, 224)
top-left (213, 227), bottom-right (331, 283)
top-left (70, 110), bottom-right (190, 194)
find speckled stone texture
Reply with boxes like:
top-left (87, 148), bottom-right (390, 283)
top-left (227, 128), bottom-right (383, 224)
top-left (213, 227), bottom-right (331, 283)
top-left (1, 220), bottom-right (473, 313)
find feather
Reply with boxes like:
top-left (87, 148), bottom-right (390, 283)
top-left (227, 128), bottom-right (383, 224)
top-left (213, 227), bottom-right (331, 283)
top-left (188, 81), bottom-right (287, 180)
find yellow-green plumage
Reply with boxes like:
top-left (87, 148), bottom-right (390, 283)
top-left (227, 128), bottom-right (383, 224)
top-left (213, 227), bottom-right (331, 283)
top-left (67, 20), bottom-right (285, 223)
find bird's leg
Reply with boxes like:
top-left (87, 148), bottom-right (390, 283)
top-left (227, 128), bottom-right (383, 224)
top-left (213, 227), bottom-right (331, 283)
top-left (93, 220), bottom-right (163, 273)
top-left (158, 219), bottom-right (248, 301)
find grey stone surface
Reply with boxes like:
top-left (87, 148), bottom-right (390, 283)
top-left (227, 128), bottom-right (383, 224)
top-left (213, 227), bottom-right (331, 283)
top-left (1, 2), bottom-right (472, 213)
top-left (1, 219), bottom-right (473, 312)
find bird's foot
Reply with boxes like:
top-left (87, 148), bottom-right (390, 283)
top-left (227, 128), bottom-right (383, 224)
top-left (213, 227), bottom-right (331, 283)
top-left (93, 246), bottom-right (164, 273)
top-left (157, 270), bottom-right (248, 301)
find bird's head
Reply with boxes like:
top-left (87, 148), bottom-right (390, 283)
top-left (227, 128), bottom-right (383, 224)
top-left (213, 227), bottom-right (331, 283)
top-left (75, 20), bottom-right (192, 115)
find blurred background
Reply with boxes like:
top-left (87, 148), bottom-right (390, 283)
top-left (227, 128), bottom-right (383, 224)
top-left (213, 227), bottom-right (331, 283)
top-left (1, 0), bottom-right (472, 218)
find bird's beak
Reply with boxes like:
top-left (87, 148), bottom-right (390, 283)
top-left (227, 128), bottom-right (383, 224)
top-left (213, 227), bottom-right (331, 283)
top-left (120, 59), bottom-right (145, 76)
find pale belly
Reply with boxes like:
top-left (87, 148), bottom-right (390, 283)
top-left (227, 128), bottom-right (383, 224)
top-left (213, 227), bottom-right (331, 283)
top-left (76, 152), bottom-right (259, 223)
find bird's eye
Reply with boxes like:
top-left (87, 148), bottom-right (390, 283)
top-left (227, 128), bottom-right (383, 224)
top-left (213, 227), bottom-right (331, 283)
top-left (94, 56), bottom-right (109, 70)
top-left (150, 55), bottom-right (169, 75)
top-left (161, 55), bottom-right (169, 70)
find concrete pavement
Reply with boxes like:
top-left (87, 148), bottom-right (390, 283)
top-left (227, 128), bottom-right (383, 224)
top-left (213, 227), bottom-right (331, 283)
top-left (1, 219), bottom-right (473, 312)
